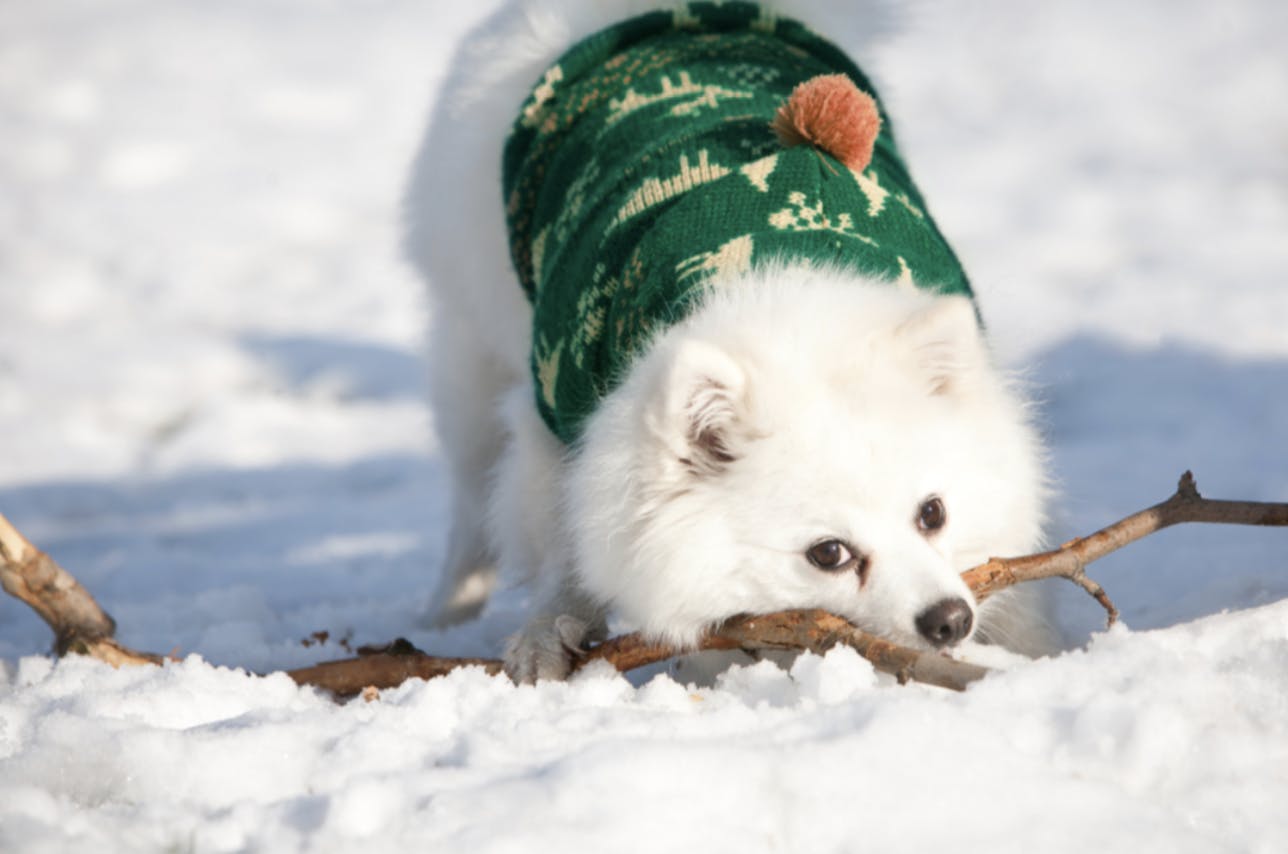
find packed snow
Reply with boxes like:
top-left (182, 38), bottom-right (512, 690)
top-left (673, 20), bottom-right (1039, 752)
top-left (2, 1), bottom-right (1286, 851)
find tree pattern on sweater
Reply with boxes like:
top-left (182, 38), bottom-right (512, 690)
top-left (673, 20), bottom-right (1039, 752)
top-left (503, 2), bottom-right (972, 443)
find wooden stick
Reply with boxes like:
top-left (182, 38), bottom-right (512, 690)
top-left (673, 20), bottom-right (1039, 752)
top-left (0, 512), bottom-right (116, 649)
top-left (577, 609), bottom-right (989, 690)
top-left (0, 512), bottom-right (164, 665)
top-left (285, 611), bottom-right (990, 697)
top-left (283, 471), bottom-right (1288, 695)
top-left (4, 471), bottom-right (1287, 696)
top-left (286, 652), bottom-right (504, 695)
top-left (961, 471), bottom-right (1288, 625)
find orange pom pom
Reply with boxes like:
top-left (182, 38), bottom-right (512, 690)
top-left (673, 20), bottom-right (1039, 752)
top-left (771, 74), bottom-right (882, 172)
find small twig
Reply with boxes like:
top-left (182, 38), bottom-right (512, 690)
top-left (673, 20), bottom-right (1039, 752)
top-left (961, 471), bottom-right (1288, 625)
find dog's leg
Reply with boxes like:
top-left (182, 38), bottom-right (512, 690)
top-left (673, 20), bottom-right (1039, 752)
top-left (491, 385), bottom-right (608, 681)
top-left (504, 570), bottom-right (609, 683)
top-left (421, 318), bottom-right (511, 628)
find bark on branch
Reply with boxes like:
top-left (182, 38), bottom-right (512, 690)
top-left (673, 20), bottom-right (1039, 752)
top-left (574, 610), bottom-right (989, 691)
top-left (286, 649), bottom-right (504, 694)
top-left (961, 471), bottom-right (1288, 625)
top-left (3, 471), bottom-right (1286, 697)
top-left (284, 611), bottom-right (988, 697)
top-left (0, 512), bottom-right (160, 665)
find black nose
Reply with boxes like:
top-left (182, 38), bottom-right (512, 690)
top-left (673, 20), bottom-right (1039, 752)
top-left (915, 597), bottom-right (973, 648)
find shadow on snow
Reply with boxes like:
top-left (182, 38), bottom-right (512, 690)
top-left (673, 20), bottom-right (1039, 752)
top-left (1, 336), bottom-right (1284, 667)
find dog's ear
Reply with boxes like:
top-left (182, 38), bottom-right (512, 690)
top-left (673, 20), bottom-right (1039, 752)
top-left (649, 339), bottom-right (748, 474)
top-left (896, 295), bottom-right (987, 397)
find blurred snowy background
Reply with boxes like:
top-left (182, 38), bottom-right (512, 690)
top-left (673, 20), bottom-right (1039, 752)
top-left (1, 1), bottom-right (1286, 851)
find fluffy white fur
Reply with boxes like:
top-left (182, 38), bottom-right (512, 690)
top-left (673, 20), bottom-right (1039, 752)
top-left (405, 0), bottom-right (1055, 681)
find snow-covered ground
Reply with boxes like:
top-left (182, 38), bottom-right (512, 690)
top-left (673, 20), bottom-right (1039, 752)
top-left (2, 1), bottom-right (1286, 850)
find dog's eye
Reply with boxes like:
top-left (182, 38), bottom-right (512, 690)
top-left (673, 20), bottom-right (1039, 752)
top-left (806, 539), bottom-right (854, 571)
top-left (917, 496), bottom-right (947, 533)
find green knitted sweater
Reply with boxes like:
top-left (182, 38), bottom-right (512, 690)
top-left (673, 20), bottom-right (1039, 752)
top-left (504, 2), bottom-right (972, 444)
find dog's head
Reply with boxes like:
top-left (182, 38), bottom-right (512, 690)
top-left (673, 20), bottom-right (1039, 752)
top-left (567, 266), bottom-right (1046, 651)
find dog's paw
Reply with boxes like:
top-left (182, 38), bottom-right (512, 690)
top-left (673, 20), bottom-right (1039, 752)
top-left (503, 614), bottom-right (590, 683)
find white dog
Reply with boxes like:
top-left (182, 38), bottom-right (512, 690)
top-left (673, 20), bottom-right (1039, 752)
top-left (405, 0), bottom-right (1055, 681)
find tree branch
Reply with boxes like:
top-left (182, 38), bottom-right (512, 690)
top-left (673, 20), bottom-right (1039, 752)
top-left (286, 651), bottom-right (504, 695)
top-left (4, 471), bottom-right (1287, 697)
top-left (285, 611), bottom-right (989, 697)
top-left (0, 511), bottom-right (161, 664)
top-left (960, 471), bottom-right (1288, 625)
top-left (575, 610), bottom-right (989, 690)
